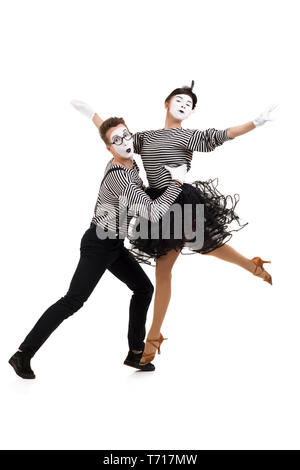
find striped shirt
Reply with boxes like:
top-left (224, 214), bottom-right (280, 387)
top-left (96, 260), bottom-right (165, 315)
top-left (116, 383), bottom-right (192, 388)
top-left (133, 127), bottom-right (230, 189)
top-left (91, 158), bottom-right (182, 236)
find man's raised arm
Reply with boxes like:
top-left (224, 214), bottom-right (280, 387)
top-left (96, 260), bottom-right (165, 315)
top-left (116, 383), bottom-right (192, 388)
top-left (71, 99), bottom-right (103, 129)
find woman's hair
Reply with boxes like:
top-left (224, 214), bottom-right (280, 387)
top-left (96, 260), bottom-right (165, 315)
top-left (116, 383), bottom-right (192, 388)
top-left (165, 80), bottom-right (197, 109)
top-left (99, 117), bottom-right (126, 144)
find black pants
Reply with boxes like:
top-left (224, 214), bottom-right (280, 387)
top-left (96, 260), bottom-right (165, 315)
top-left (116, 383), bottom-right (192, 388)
top-left (19, 224), bottom-right (154, 357)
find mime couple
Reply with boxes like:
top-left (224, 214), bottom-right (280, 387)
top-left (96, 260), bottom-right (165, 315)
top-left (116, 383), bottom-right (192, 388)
top-left (9, 81), bottom-right (275, 379)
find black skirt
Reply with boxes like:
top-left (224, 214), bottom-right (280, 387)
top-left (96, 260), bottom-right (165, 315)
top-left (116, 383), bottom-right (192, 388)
top-left (128, 179), bottom-right (248, 266)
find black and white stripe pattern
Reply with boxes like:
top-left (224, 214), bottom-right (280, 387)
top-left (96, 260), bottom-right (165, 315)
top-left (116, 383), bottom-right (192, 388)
top-left (133, 127), bottom-right (230, 189)
top-left (91, 158), bottom-right (182, 235)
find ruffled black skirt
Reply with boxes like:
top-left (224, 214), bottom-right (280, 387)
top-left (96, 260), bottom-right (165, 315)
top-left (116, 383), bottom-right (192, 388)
top-left (128, 179), bottom-right (248, 266)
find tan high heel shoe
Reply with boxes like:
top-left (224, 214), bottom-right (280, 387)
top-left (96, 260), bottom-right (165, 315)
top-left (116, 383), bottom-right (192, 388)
top-left (251, 257), bottom-right (272, 285)
top-left (140, 333), bottom-right (168, 365)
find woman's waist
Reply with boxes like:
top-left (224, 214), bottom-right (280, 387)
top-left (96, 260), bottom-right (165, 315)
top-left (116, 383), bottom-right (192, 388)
top-left (146, 183), bottom-right (193, 196)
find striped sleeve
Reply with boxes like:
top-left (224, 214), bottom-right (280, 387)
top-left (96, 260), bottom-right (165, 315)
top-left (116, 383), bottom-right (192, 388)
top-left (110, 171), bottom-right (182, 223)
top-left (133, 131), bottom-right (146, 155)
top-left (133, 160), bottom-right (147, 192)
top-left (186, 128), bottom-right (230, 152)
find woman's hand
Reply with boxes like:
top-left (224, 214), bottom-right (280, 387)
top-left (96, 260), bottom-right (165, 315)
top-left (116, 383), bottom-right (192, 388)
top-left (253, 104), bottom-right (277, 127)
top-left (164, 164), bottom-right (188, 185)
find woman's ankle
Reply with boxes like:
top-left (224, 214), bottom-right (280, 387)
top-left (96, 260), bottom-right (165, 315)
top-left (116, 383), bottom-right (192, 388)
top-left (147, 330), bottom-right (161, 340)
top-left (247, 258), bottom-right (260, 274)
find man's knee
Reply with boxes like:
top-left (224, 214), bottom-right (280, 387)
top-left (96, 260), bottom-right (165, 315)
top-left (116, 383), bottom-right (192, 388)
top-left (59, 294), bottom-right (85, 319)
top-left (147, 282), bottom-right (154, 297)
top-left (136, 280), bottom-right (154, 299)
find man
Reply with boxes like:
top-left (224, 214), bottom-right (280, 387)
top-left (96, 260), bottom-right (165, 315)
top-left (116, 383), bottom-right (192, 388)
top-left (9, 115), bottom-right (187, 379)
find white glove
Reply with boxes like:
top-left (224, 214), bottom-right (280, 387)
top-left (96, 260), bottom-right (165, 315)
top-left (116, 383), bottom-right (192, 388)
top-left (71, 99), bottom-right (95, 120)
top-left (253, 104), bottom-right (277, 127)
top-left (164, 164), bottom-right (188, 184)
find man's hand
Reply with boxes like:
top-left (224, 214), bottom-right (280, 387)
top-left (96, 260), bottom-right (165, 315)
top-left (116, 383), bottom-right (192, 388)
top-left (71, 99), bottom-right (95, 120)
top-left (164, 164), bottom-right (188, 185)
top-left (253, 104), bottom-right (277, 127)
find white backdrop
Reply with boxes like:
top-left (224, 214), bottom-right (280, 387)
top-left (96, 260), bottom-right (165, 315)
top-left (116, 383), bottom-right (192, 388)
top-left (1, 0), bottom-right (299, 450)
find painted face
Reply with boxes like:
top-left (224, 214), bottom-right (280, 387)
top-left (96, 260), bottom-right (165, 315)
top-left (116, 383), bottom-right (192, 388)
top-left (110, 125), bottom-right (134, 159)
top-left (169, 94), bottom-right (193, 121)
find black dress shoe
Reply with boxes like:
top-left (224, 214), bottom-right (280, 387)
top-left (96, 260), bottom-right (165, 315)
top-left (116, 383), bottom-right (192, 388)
top-left (123, 350), bottom-right (155, 371)
top-left (8, 351), bottom-right (36, 379)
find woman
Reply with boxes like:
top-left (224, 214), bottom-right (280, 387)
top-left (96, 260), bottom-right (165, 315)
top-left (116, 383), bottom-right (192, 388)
top-left (71, 82), bottom-right (275, 365)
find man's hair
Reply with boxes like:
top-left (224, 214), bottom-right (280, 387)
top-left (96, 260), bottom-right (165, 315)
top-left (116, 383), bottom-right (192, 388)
top-left (99, 117), bottom-right (126, 144)
top-left (165, 80), bottom-right (197, 109)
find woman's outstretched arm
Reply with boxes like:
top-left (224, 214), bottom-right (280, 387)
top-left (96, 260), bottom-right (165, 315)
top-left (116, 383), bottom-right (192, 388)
top-left (227, 121), bottom-right (255, 139)
top-left (227, 104), bottom-right (277, 139)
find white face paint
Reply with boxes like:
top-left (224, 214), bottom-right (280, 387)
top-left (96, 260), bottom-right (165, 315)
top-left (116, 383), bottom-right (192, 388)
top-left (110, 125), bottom-right (134, 159)
top-left (169, 94), bottom-right (193, 121)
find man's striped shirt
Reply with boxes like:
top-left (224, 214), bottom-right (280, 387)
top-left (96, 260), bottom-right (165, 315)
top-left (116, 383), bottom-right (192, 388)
top-left (91, 158), bottom-right (182, 236)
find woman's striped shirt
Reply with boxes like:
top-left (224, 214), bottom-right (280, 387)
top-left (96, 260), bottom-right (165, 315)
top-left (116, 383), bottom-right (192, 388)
top-left (133, 127), bottom-right (231, 189)
top-left (91, 158), bottom-right (182, 236)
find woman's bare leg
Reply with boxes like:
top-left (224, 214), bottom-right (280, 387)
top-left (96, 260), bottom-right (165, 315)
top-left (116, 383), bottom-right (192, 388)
top-left (203, 243), bottom-right (269, 280)
top-left (140, 249), bottom-right (181, 364)
top-left (140, 243), bottom-right (270, 364)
